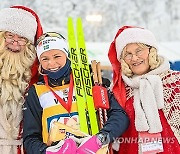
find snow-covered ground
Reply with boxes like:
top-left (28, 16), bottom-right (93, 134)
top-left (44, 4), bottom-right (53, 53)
top-left (158, 42), bottom-right (180, 62)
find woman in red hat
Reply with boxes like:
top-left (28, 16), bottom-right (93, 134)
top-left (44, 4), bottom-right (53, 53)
top-left (108, 26), bottom-right (180, 154)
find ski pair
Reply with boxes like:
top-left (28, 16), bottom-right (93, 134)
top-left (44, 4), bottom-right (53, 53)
top-left (67, 17), bottom-right (99, 135)
top-left (68, 18), bottom-right (113, 154)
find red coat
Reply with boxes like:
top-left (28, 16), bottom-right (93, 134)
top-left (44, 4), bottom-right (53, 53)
top-left (118, 72), bottom-right (180, 154)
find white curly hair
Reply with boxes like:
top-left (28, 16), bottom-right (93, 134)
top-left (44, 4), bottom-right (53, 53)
top-left (120, 43), bottom-right (161, 77)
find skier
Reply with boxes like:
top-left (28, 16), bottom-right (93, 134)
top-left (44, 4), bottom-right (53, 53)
top-left (23, 32), bottom-right (130, 154)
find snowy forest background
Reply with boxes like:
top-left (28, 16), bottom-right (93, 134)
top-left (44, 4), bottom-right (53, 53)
top-left (1, 0), bottom-right (180, 42)
top-left (1, 0), bottom-right (180, 78)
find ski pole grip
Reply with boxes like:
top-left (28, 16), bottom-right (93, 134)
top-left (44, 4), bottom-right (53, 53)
top-left (91, 60), bottom-right (98, 84)
top-left (97, 62), bottom-right (102, 84)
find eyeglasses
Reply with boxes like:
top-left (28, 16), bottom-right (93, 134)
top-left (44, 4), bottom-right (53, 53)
top-left (123, 47), bottom-right (150, 60)
top-left (4, 32), bottom-right (28, 46)
top-left (36, 32), bottom-right (65, 46)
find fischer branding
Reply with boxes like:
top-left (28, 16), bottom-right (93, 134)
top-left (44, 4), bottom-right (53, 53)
top-left (80, 48), bottom-right (92, 96)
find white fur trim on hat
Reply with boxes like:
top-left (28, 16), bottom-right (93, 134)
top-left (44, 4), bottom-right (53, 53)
top-left (36, 37), bottom-right (69, 59)
top-left (0, 8), bottom-right (37, 43)
top-left (115, 28), bottom-right (158, 60)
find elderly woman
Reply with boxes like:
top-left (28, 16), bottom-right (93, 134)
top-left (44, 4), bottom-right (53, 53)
top-left (108, 26), bottom-right (180, 154)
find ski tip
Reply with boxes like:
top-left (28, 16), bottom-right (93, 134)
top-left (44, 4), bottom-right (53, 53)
top-left (68, 17), bottom-right (72, 20)
top-left (68, 17), bottom-right (73, 23)
top-left (77, 18), bottom-right (82, 25)
top-left (77, 17), bottom-right (82, 22)
top-left (68, 17), bottom-right (82, 24)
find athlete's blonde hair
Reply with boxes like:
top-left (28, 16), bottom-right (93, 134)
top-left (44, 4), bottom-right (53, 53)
top-left (120, 43), bottom-right (161, 77)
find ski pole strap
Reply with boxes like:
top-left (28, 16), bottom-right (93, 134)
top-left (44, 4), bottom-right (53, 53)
top-left (43, 73), bottom-right (74, 113)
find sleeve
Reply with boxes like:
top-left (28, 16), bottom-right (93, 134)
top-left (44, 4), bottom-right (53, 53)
top-left (23, 85), bottom-right (48, 154)
top-left (99, 90), bottom-right (130, 143)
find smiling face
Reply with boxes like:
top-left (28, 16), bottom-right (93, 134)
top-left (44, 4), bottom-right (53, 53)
top-left (39, 49), bottom-right (67, 72)
top-left (122, 43), bottom-right (150, 75)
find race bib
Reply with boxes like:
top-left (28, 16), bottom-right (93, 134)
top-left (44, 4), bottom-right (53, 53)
top-left (139, 132), bottom-right (164, 154)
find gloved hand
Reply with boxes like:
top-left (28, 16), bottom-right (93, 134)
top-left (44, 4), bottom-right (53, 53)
top-left (76, 135), bottom-right (102, 154)
top-left (46, 138), bottom-right (77, 154)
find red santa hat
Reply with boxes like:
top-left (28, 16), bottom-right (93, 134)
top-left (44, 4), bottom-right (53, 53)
top-left (115, 26), bottom-right (158, 61)
top-left (0, 5), bottom-right (43, 86)
top-left (108, 26), bottom-right (134, 107)
top-left (0, 6), bottom-right (42, 43)
top-left (108, 26), bottom-right (158, 107)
